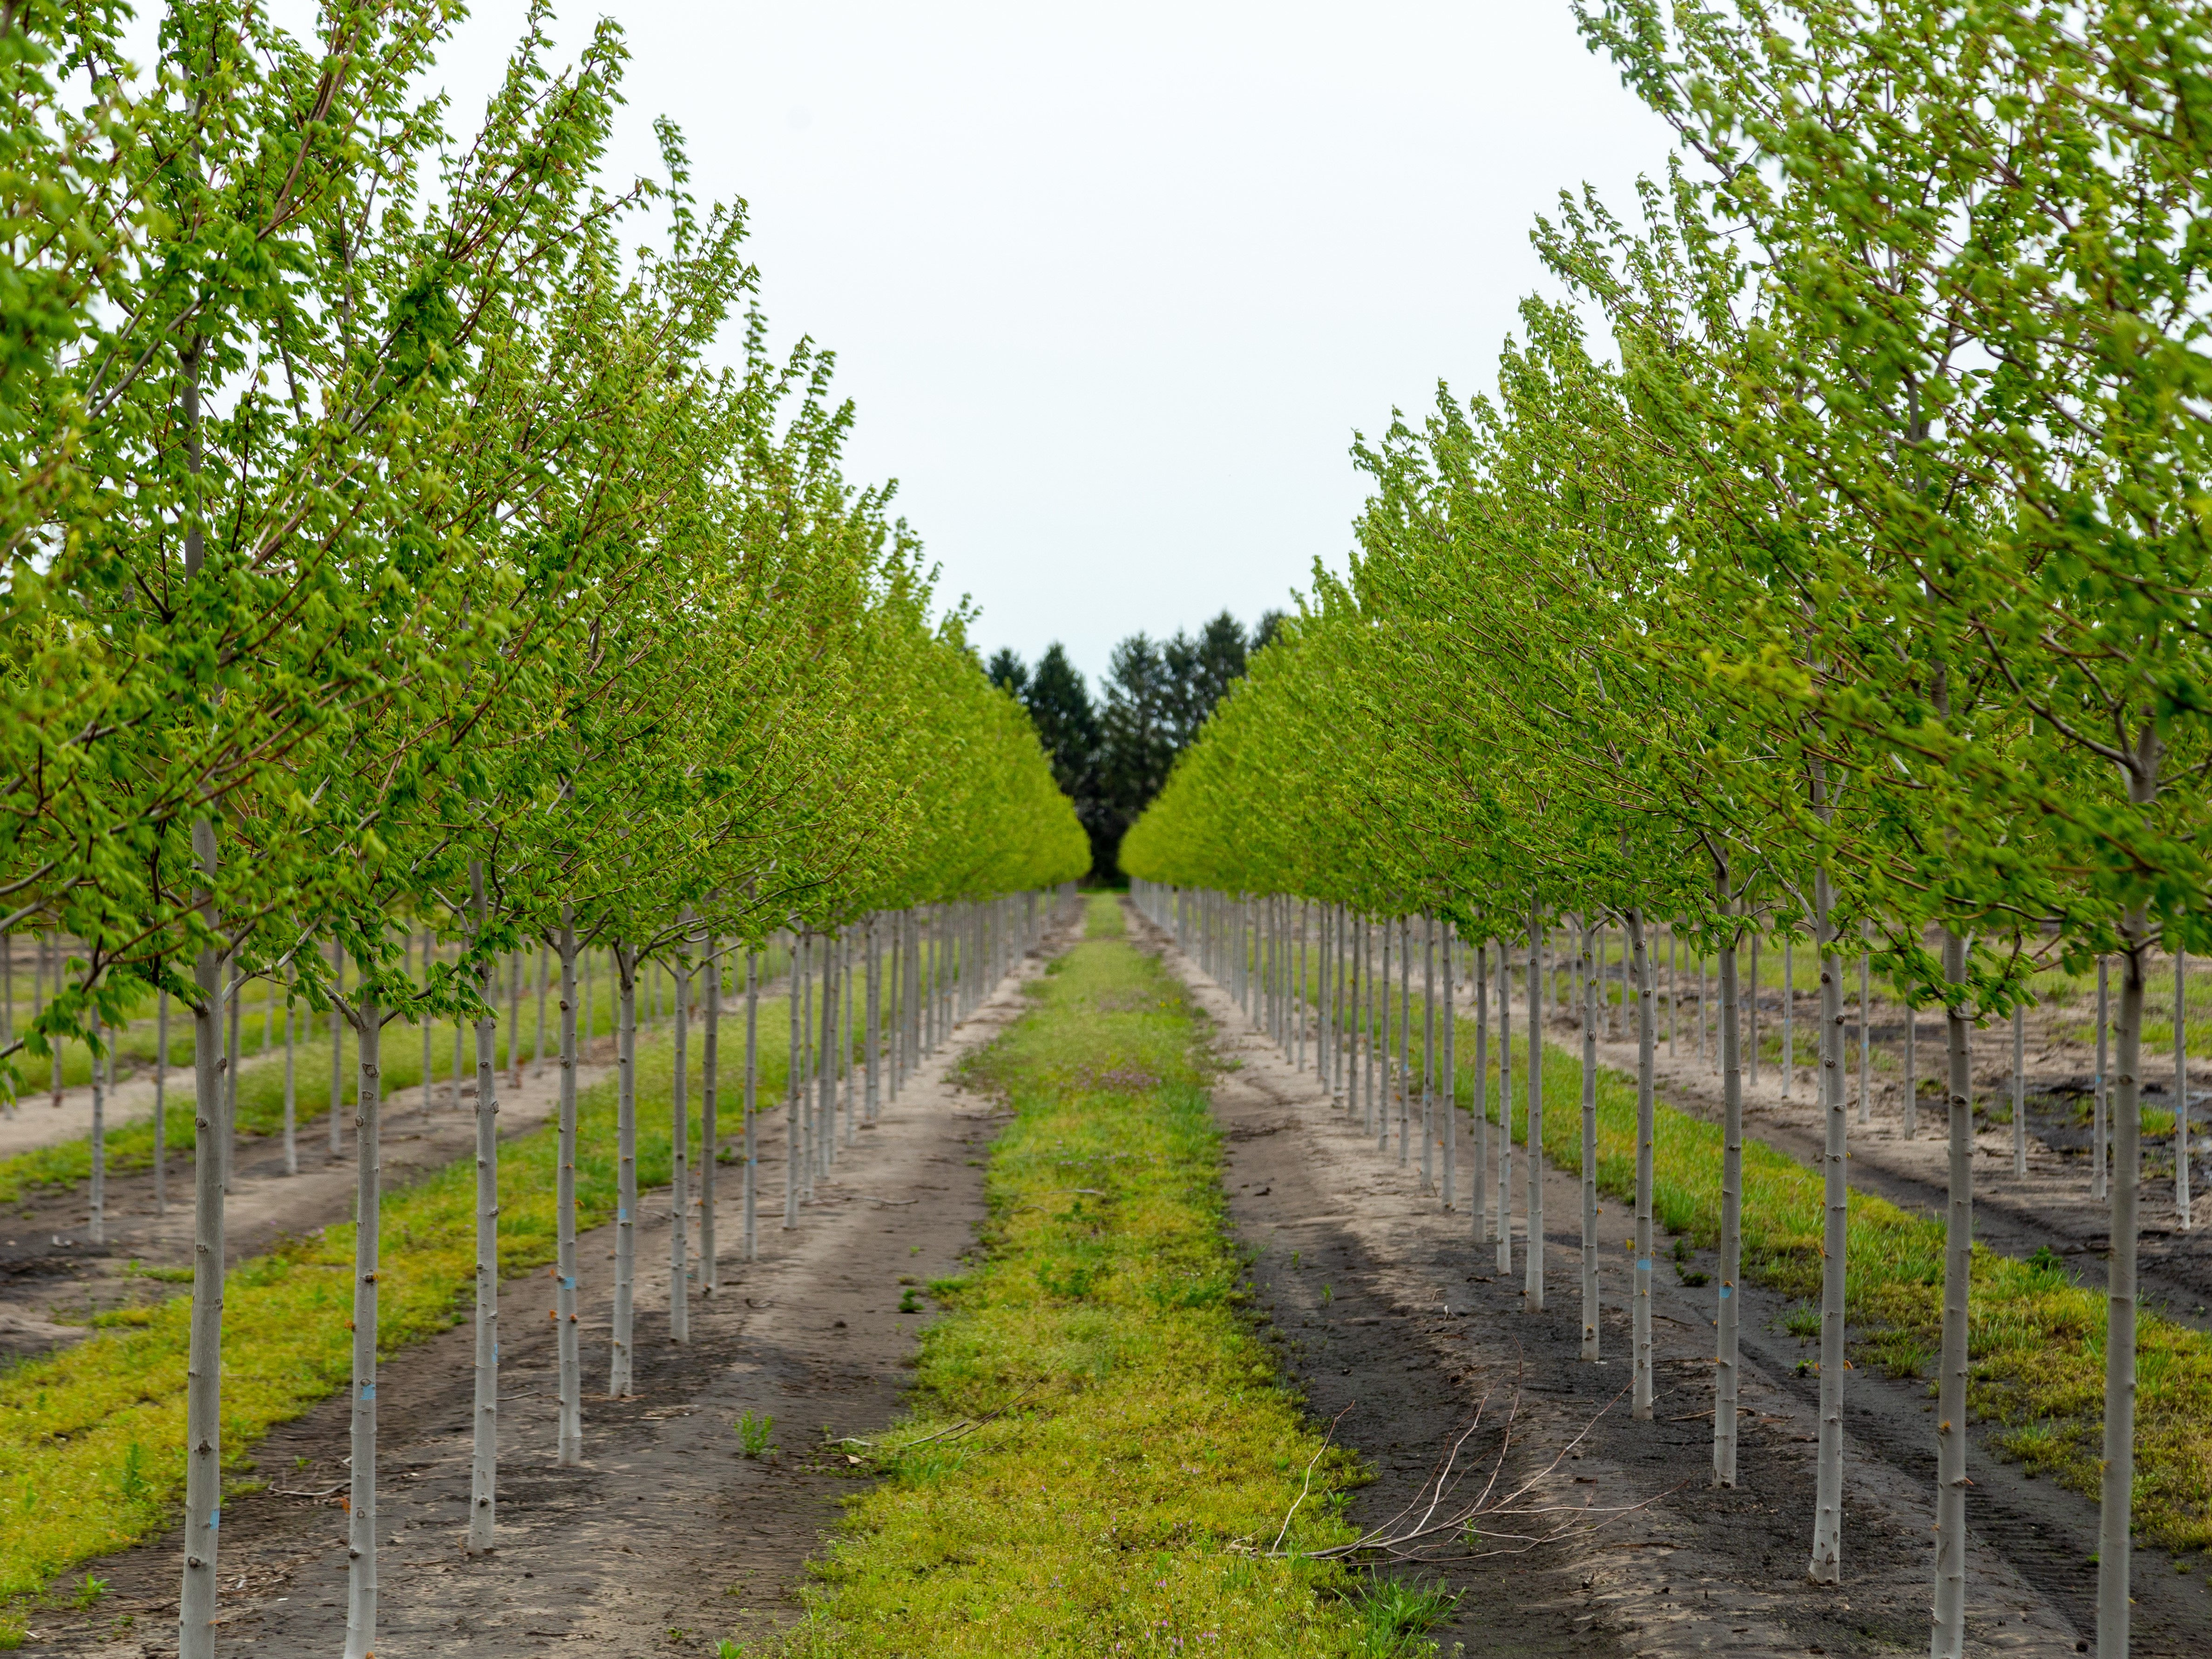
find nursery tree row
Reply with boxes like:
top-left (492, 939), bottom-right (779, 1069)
top-left (1123, 5), bottom-right (2207, 1657)
top-left (2, 3), bottom-right (1087, 1654)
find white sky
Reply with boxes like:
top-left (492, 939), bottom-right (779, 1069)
top-left (351, 2), bottom-right (1680, 688)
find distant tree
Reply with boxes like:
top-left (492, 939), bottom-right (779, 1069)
top-left (1000, 614), bottom-right (1278, 883)
top-left (1024, 644), bottom-right (1098, 802)
top-left (1251, 609), bottom-right (1286, 654)
top-left (985, 647), bottom-right (1029, 698)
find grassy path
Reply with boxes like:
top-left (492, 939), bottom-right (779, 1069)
top-left (778, 897), bottom-right (1437, 1658)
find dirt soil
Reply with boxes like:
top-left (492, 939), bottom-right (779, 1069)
top-left (27, 921), bottom-right (1076, 1658)
top-left (1128, 905), bottom-right (2212, 1659)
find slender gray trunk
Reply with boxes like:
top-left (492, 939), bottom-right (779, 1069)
top-left (281, 995), bottom-right (296, 1175)
top-left (2013, 999), bottom-right (2028, 1179)
top-left (610, 945), bottom-right (638, 1396)
top-left (670, 945), bottom-right (691, 1344)
top-left (343, 999), bottom-right (383, 1659)
top-left (1716, 875), bottom-right (1744, 1487)
top-left (2098, 918), bottom-right (2146, 1659)
top-left (555, 918), bottom-right (582, 1465)
top-left (1441, 921), bottom-right (1454, 1211)
top-left (785, 934), bottom-right (802, 1228)
top-left (1474, 940), bottom-right (1489, 1242)
top-left (1783, 936), bottom-right (1794, 1099)
top-left (1497, 938), bottom-right (1513, 1274)
top-left (818, 928), bottom-right (837, 1173)
top-left (2095, 958), bottom-right (2110, 1200)
top-left (744, 948), bottom-right (759, 1260)
top-left (701, 937), bottom-right (719, 1297)
top-left (1931, 927), bottom-right (1975, 1657)
top-left (329, 946), bottom-right (346, 1156)
top-left (866, 916), bottom-right (881, 1123)
top-left (1525, 909), bottom-right (1545, 1313)
top-left (2175, 950), bottom-right (2190, 1228)
top-left (1579, 920), bottom-right (1600, 1361)
top-left (177, 815), bottom-right (223, 1659)
top-left (467, 864), bottom-right (500, 1555)
top-left (89, 1012), bottom-right (106, 1242)
top-left (154, 989), bottom-right (169, 1215)
top-left (1807, 865), bottom-right (1849, 1585)
top-left (1630, 910), bottom-right (1656, 1418)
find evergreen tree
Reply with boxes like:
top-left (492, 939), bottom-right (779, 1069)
top-left (985, 648), bottom-right (1029, 698)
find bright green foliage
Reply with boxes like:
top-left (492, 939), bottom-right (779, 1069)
top-left (784, 897), bottom-right (1405, 1657)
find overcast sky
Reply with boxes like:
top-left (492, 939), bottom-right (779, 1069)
top-left (419, 2), bottom-right (1678, 688)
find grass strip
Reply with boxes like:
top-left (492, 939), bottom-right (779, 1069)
top-left (777, 896), bottom-right (1441, 1659)
top-left (1455, 1028), bottom-right (2212, 1553)
top-left (0, 1002), bottom-right (637, 1208)
top-left (0, 998), bottom-right (804, 1616)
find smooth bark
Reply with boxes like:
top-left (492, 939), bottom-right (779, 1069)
top-left (343, 1000), bottom-right (383, 1659)
top-left (1932, 928), bottom-right (1974, 1658)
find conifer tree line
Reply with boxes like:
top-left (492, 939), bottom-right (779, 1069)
top-left (1125, 5), bottom-right (2208, 1657)
top-left (2, 4), bottom-right (1086, 1652)
top-left (987, 608), bottom-right (1282, 880)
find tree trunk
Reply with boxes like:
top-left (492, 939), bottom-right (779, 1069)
top-left (670, 943), bottom-right (691, 1345)
top-left (555, 918), bottom-right (582, 1466)
top-left (1474, 939), bottom-right (1489, 1243)
top-left (343, 998), bottom-right (383, 1659)
top-left (1497, 936), bottom-right (1514, 1275)
top-left (2175, 950), bottom-right (2190, 1228)
top-left (1580, 919), bottom-right (1600, 1362)
top-left (154, 989), bottom-right (169, 1215)
top-left (1807, 865), bottom-right (1849, 1585)
top-left (1525, 908), bottom-right (1545, 1314)
top-left (610, 943), bottom-right (638, 1395)
top-left (1630, 909), bottom-right (1656, 1418)
top-left (866, 916), bottom-right (881, 1124)
top-left (744, 947), bottom-right (760, 1260)
top-left (2095, 958), bottom-right (2109, 1200)
top-left (786, 934), bottom-right (803, 1229)
top-left (1931, 926), bottom-right (1975, 1657)
top-left (1441, 919), bottom-right (1455, 1212)
top-left (89, 1013), bottom-right (106, 1243)
top-left (467, 864), bottom-right (501, 1556)
top-left (282, 995), bottom-right (297, 1176)
top-left (2098, 919), bottom-right (2145, 1659)
top-left (1716, 870), bottom-right (1744, 1487)
top-left (1783, 936), bottom-right (1794, 1100)
top-left (701, 936), bottom-right (719, 1297)
top-left (178, 815), bottom-right (224, 1659)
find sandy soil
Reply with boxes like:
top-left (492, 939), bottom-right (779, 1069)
top-left (1131, 904), bottom-right (2212, 1659)
top-left (23, 916), bottom-right (1076, 1658)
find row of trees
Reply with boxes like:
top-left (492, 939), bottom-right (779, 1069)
top-left (987, 609), bottom-right (1280, 879)
top-left (1123, 4), bottom-right (2206, 1655)
top-left (3, 4), bottom-right (1086, 1653)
